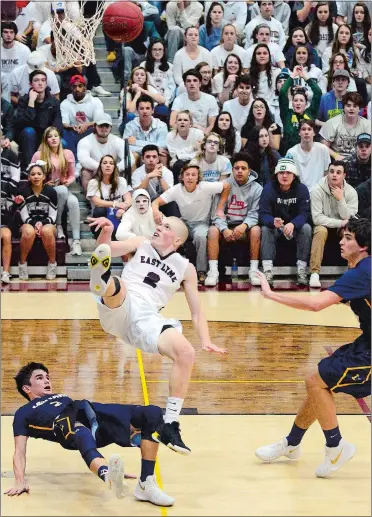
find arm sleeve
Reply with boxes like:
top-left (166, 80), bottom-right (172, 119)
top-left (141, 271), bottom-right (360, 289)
top-left (77, 138), bottom-right (99, 171)
top-left (279, 77), bottom-right (292, 122)
top-left (258, 185), bottom-right (275, 228)
top-left (44, 187), bottom-right (58, 225)
top-left (159, 185), bottom-right (178, 204)
top-left (116, 215), bottom-right (136, 241)
top-left (328, 267), bottom-right (370, 300)
top-left (307, 78), bottom-right (322, 118)
top-left (156, 124), bottom-right (168, 149)
top-left (60, 100), bottom-right (71, 125)
top-left (290, 184), bottom-right (310, 228)
top-left (3, 103), bottom-right (15, 140)
top-left (337, 187), bottom-right (359, 220)
top-left (86, 179), bottom-right (100, 199)
top-left (310, 187), bottom-right (343, 228)
top-left (52, 100), bottom-right (63, 132)
top-left (317, 95), bottom-right (326, 122)
top-left (19, 193), bottom-right (32, 225)
top-left (172, 53), bottom-right (183, 86)
top-left (243, 184), bottom-right (263, 228)
top-left (13, 410), bottom-right (29, 437)
top-left (65, 151), bottom-right (76, 184)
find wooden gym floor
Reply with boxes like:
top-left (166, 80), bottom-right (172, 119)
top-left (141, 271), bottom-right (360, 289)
top-left (1, 291), bottom-right (371, 516)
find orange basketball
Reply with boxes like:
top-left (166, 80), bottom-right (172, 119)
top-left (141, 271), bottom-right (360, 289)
top-left (102, 2), bottom-right (144, 43)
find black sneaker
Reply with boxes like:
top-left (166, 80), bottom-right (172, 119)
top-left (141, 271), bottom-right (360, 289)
top-left (152, 421), bottom-right (191, 455)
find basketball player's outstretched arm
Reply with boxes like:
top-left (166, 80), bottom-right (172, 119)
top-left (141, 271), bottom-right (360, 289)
top-left (88, 217), bottom-right (146, 257)
top-left (257, 271), bottom-right (342, 311)
top-left (5, 435), bottom-right (30, 496)
top-left (183, 264), bottom-right (227, 354)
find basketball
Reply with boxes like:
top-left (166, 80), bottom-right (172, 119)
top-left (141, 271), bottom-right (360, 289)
top-left (102, 2), bottom-right (144, 43)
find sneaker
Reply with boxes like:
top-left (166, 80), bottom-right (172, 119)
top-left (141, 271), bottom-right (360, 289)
top-left (106, 51), bottom-right (117, 62)
top-left (264, 269), bottom-right (274, 287)
top-left (197, 271), bottom-right (206, 284)
top-left (46, 262), bottom-right (57, 280)
top-left (309, 272), bottom-right (321, 288)
top-left (89, 243), bottom-right (112, 296)
top-left (108, 454), bottom-right (128, 499)
top-left (134, 475), bottom-right (175, 507)
top-left (249, 269), bottom-right (261, 286)
top-left (297, 269), bottom-right (308, 286)
top-left (71, 239), bottom-right (82, 256)
top-left (18, 262), bottom-right (28, 280)
top-left (91, 85), bottom-right (111, 97)
top-left (57, 224), bottom-right (65, 239)
top-left (152, 421), bottom-right (191, 455)
top-left (1, 271), bottom-right (11, 283)
top-left (255, 438), bottom-right (301, 462)
top-left (315, 439), bottom-right (356, 478)
top-left (205, 270), bottom-right (219, 287)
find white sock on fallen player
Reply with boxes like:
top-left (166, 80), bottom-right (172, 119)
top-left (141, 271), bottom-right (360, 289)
top-left (164, 397), bottom-right (184, 424)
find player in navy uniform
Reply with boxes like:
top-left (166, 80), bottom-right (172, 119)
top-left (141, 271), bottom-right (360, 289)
top-left (254, 218), bottom-right (371, 477)
top-left (5, 362), bottom-right (175, 506)
top-left (88, 215), bottom-right (227, 456)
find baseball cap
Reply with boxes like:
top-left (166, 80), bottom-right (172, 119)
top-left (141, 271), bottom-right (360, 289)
top-left (356, 133), bottom-right (371, 145)
top-left (53, 1), bottom-right (65, 12)
top-left (277, 68), bottom-right (290, 81)
top-left (95, 113), bottom-right (113, 126)
top-left (70, 74), bottom-right (86, 86)
top-left (333, 69), bottom-right (350, 81)
top-left (274, 158), bottom-right (298, 176)
top-left (27, 51), bottom-right (46, 74)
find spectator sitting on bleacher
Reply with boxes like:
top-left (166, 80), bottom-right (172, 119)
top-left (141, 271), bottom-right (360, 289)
top-left (205, 151), bottom-right (262, 287)
top-left (77, 113), bottom-right (134, 194)
top-left (212, 111), bottom-right (241, 158)
top-left (1, 167), bottom-right (21, 283)
top-left (172, 27), bottom-right (212, 86)
top-left (31, 126), bottom-right (82, 256)
top-left (199, 2), bottom-right (224, 52)
top-left (1, 21), bottom-right (31, 87)
top-left (356, 178), bottom-right (371, 219)
top-left (259, 157), bottom-right (312, 287)
top-left (61, 74), bottom-right (104, 160)
top-left (152, 163), bottom-right (230, 284)
top-left (116, 189), bottom-right (156, 241)
top-left (14, 70), bottom-right (63, 170)
top-left (18, 161), bottom-right (58, 281)
top-left (205, 0), bottom-right (248, 35)
top-left (170, 69), bottom-right (219, 135)
top-left (244, 0), bottom-right (286, 49)
top-left (244, 125), bottom-right (281, 186)
top-left (1, 90), bottom-right (17, 155)
top-left (317, 69), bottom-right (350, 126)
top-left (125, 66), bottom-right (166, 116)
top-left (165, 1), bottom-right (204, 63)
top-left (210, 24), bottom-right (249, 73)
top-left (249, 1), bottom-right (291, 36)
top-left (189, 133), bottom-right (232, 182)
top-left (320, 92), bottom-right (370, 160)
top-left (123, 95), bottom-right (168, 165)
top-left (1, 134), bottom-right (20, 181)
top-left (241, 97), bottom-right (281, 151)
top-left (309, 161), bottom-right (358, 288)
top-left (286, 119), bottom-right (330, 191)
top-left (244, 23), bottom-right (286, 68)
top-left (222, 74), bottom-right (254, 132)
top-left (344, 133), bottom-right (371, 188)
top-left (211, 53), bottom-right (243, 105)
top-left (86, 154), bottom-right (132, 240)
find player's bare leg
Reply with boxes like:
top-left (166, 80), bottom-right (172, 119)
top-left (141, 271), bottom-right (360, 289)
top-left (152, 329), bottom-right (195, 455)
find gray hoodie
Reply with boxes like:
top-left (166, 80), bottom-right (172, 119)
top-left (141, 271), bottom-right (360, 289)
top-left (214, 170), bottom-right (263, 232)
top-left (310, 176), bottom-right (358, 228)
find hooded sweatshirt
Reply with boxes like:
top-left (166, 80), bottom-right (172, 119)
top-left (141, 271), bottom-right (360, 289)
top-left (214, 170), bottom-right (263, 232)
top-left (259, 177), bottom-right (310, 229)
top-left (310, 177), bottom-right (358, 228)
top-left (60, 91), bottom-right (104, 126)
top-left (116, 189), bottom-right (157, 241)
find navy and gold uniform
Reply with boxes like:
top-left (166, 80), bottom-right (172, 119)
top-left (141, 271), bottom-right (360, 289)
top-left (318, 256), bottom-right (371, 399)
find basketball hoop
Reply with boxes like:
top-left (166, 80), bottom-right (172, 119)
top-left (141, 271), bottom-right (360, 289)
top-left (50, 1), bottom-right (107, 69)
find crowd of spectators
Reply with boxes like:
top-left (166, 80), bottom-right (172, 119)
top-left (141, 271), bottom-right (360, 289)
top-left (1, 0), bottom-right (371, 288)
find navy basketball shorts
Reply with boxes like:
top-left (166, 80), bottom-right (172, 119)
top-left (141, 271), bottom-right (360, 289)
top-left (318, 338), bottom-right (371, 399)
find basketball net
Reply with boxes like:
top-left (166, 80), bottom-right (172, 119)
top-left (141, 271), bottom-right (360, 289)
top-left (50, 1), bottom-right (107, 69)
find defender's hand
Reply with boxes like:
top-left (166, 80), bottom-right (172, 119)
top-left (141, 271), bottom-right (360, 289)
top-left (87, 217), bottom-right (114, 232)
top-left (202, 342), bottom-right (227, 354)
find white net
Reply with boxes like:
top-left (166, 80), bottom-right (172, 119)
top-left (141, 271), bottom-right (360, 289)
top-left (49, 1), bottom-right (107, 69)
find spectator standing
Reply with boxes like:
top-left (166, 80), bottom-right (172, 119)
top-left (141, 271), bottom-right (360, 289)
top-left (116, 189), bottom-right (157, 241)
top-left (165, 1), bottom-right (204, 63)
top-left (309, 161), bottom-right (358, 288)
top-left (212, 111), bottom-right (242, 158)
top-left (344, 133), bottom-right (371, 188)
top-left (244, 125), bottom-right (281, 186)
top-left (199, 2), bottom-right (224, 52)
top-left (259, 157), bottom-right (312, 286)
top-left (172, 26), bottom-right (212, 85)
top-left (18, 162), bottom-right (58, 281)
top-left (222, 75), bottom-right (254, 132)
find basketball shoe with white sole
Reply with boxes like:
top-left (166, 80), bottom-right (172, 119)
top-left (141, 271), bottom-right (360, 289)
top-left (315, 439), bottom-right (356, 478)
top-left (89, 243), bottom-right (112, 296)
top-left (134, 475), bottom-right (175, 506)
top-left (108, 454), bottom-right (128, 499)
top-left (152, 421), bottom-right (191, 455)
top-left (255, 437), bottom-right (301, 462)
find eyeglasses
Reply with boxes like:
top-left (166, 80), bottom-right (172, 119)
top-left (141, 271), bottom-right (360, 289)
top-left (206, 140), bottom-right (219, 146)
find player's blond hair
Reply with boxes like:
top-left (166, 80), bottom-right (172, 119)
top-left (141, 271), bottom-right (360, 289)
top-left (167, 217), bottom-right (189, 245)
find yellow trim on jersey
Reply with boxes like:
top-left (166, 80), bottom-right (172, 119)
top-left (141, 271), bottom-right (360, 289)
top-left (364, 298), bottom-right (371, 308)
top-left (29, 424), bottom-right (54, 431)
top-left (55, 416), bottom-right (75, 440)
top-left (330, 366), bottom-right (372, 392)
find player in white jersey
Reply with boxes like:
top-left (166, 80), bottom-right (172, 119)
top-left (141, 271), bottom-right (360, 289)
top-left (88, 215), bottom-right (227, 455)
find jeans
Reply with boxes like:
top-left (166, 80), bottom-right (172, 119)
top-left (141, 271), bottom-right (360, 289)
top-left (18, 127), bottom-right (41, 168)
top-left (260, 224), bottom-right (312, 263)
top-left (63, 127), bottom-right (94, 161)
top-left (165, 26), bottom-right (184, 63)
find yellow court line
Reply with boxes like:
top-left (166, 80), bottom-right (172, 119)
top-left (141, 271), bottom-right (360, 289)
top-left (146, 379), bottom-right (304, 384)
top-left (136, 349), bottom-right (167, 517)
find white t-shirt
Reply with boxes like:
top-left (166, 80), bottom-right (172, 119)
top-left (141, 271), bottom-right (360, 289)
top-left (38, 44), bottom-right (57, 68)
top-left (1, 41), bottom-right (31, 75)
top-left (191, 155), bottom-right (232, 182)
top-left (210, 44), bottom-right (250, 70)
top-left (286, 143), bottom-right (331, 190)
top-left (86, 177), bottom-right (131, 206)
top-left (172, 46), bottom-right (212, 85)
top-left (320, 114), bottom-right (371, 158)
top-left (222, 97), bottom-right (253, 131)
top-left (160, 182), bottom-right (224, 223)
top-left (15, 2), bottom-right (37, 33)
top-left (37, 20), bottom-right (52, 48)
top-left (172, 92), bottom-right (219, 128)
top-left (245, 42), bottom-right (285, 68)
top-left (166, 128), bottom-right (205, 165)
top-left (132, 164), bottom-right (174, 201)
top-left (256, 68), bottom-right (281, 103)
top-left (307, 23), bottom-right (338, 58)
top-left (9, 64), bottom-right (60, 96)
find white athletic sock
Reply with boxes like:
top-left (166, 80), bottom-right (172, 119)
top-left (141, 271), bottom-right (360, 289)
top-left (297, 260), bottom-right (307, 271)
top-left (250, 260), bottom-right (259, 271)
top-left (164, 397), bottom-right (184, 424)
top-left (262, 260), bottom-right (273, 272)
top-left (208, 260), bottom-right (218, 272)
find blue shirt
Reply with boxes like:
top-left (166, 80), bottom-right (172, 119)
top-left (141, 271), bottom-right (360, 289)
top-left (318, 90), bottom-right (343, 122)
top-left (199, 25), bottom-right (222, 52)
top-left (328, 256), bottom-right (371, 343)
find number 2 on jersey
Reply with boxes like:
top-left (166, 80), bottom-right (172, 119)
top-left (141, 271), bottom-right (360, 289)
top-left (143, 272), bottom-right (160, 289)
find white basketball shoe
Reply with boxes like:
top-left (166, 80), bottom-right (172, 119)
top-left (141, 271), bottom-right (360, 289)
top-left (315, 439), bottom-right (356, 478)
top-left (134, 475), bottom-right (175, 506)
top-left (108, 454), bottom-right (128, 499)
top-left (255, 437), bottom-right (301, 462)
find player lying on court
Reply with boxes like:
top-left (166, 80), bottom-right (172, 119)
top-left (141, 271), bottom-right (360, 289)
top-left (88, 215), bottom-right (227, 455)
top-left (5, 362), bottom-right (175, 506)
top-left (255, 218), bottom-right (371, 478)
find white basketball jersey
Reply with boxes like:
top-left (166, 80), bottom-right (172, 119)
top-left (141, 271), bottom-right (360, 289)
top-left (121, 240), bottom-right (189, 311)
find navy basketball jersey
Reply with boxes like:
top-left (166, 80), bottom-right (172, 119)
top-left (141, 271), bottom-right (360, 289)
top-left (13, 394), bottom-right (74, 441)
